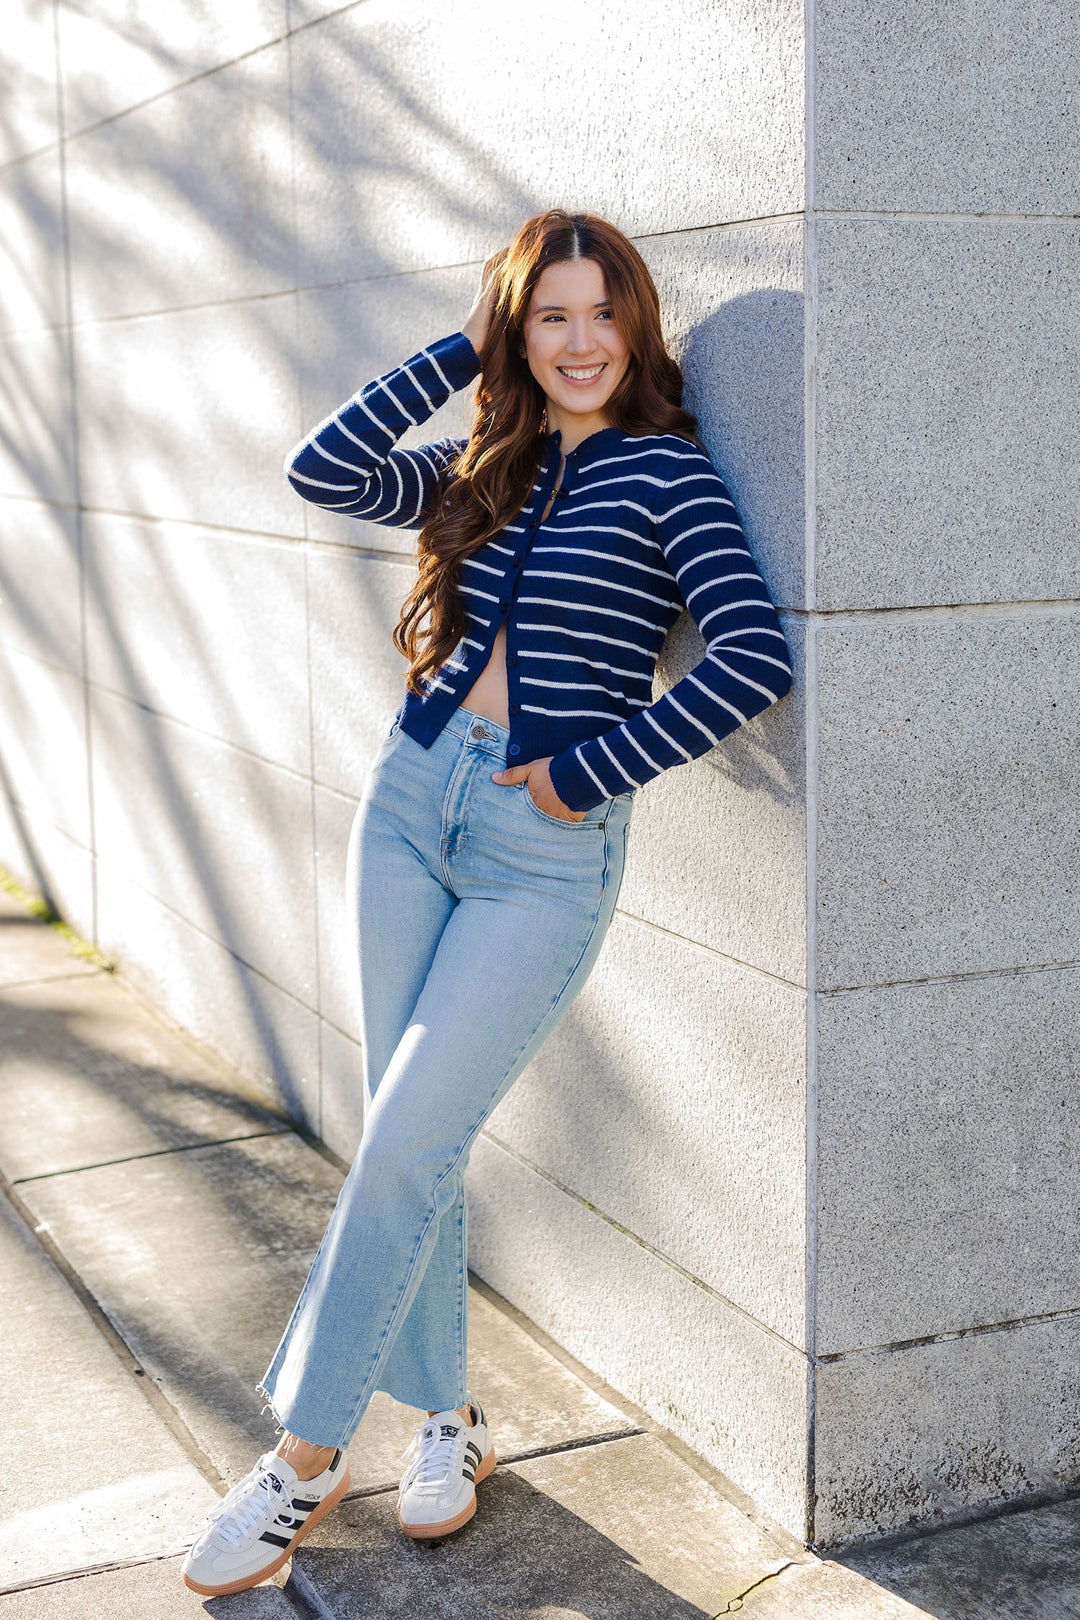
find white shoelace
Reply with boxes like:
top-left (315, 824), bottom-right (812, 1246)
top-left (399, 1422), bottom-right (468, 1496)
top-left (207, 1459), bottom-right (298, 1548)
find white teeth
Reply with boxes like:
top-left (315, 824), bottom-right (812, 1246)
top-left (558, 365), bottom-right (605, 380)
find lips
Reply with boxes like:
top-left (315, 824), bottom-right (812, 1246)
top-left (557, 364), bottom-right (607, 383)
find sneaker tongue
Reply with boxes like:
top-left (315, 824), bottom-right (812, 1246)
top-left (261, 1452), bottom-right (298, 1492)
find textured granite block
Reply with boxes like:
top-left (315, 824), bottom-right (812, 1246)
top-left (84, 512), bottom-right (310, 772)
top-left (0, 0), bottom-right (60, 164)
top-left (0, 499), bottom-right (81, 674)
top-left (318, 1017), bottom-right (365, 1164)
top-left (814, 1314), bottom-right (1080, 1550)
top-left (0, 327), bottom-right (75, 504)
top-left (465, 1132), bottom-right (809, 1539)
top-left (90, 686), bottom-right (317, 1003)
top-left (308, 549), bottom-right (413, 797)
top-left (815, 0), bottom-right (1080, 215)
top-left (313, 783), bottom-right (361, 1046)
top-left (289, 0), bottom-right (803, 289)
top-left (294, 270), bottom-right (479, 553)
top-left (485, 910), bottom-right (807, 1346)
top-left (74, 295), bottom-right (303, 536)
top-left (0, 147), bottom-right (66, 334)
top-left (640, 222), bottom-right (806, 612)
top-left (0, 646), bottom-right (89, 846)
top-left (817, 966), bottom-right (1080, 1354)
top-left (816, 611), bottom-right (1080, 988)
top-left (618, 612), bottom-right (805, 986)
top-left (815, 219), bottom-right (1080, 610)
top-left (65, 42), bottom-right (294, 322)
top-left (57, 0), bottom-right (286, 136)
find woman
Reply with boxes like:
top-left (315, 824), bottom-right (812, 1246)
top-left (182, 208), bottom-right (793, 1597)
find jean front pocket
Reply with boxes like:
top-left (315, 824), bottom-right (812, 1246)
top-left (519, 780), bottom-right (610, 831)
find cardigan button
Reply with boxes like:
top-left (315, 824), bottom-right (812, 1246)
top-left (508, 743), bottom-right (520, 756)
top-left (507, 654), bottom-right (517, 667)
top-left (499, 601), bottom-right (509, 614)
top-left (510, 702), bottom-right (520, 715)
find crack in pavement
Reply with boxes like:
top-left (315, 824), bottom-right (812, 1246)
top-left (713, 1560), bottom-right (800, 1614)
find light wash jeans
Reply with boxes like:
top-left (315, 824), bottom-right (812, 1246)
top-left (256, 701), bottom-right (634, 1447)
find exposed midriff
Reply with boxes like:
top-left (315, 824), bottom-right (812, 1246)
top-left (459, 456), bottom-right (565, 729)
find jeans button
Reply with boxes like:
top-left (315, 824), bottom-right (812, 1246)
top-left (471, 723), bottom-right (487, 740)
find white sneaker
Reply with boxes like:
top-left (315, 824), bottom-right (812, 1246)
top-left (181, 1445), bottom-right (351, 1596)
top-left (397, 1393), bottom-right (496, 1539)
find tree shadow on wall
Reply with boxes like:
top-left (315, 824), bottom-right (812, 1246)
top-left (0, 1), bottom-right (803, 1230)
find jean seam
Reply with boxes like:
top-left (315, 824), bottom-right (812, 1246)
top-left (456, 1182), bottom-right (468, 1405)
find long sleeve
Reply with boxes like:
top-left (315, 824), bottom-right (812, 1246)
top-left (284, 330), bottom-right (482, 529)
top-left (546, 449), bottom-right (794, 813)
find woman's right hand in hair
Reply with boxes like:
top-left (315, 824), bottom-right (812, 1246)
top-left (462, 249), bottom-right (507, 359)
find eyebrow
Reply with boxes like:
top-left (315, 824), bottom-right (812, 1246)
top-left (533, 300), bottom-right (611, 312)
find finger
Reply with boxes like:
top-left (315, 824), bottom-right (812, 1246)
top-left (492, 764), bottom-right (527, 784)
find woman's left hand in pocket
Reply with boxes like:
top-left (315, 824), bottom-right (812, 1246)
top-left (491, 756), bottom-right (587, 822)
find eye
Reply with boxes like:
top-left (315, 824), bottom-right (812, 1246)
top-left (542, 313), bottom-right (565, 322)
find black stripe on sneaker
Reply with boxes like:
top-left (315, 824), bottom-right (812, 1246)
top-left (291, 1499), bottom-right (319, 1512)
top-left (462, 1468), bottom-right (475, 1482)
top-left (331, 1448), bottom-right (342, 1470)
top-left (465, 1442), bottom-right (483, 1466)
top-left (260, 1531), bottom-right (293, 1548)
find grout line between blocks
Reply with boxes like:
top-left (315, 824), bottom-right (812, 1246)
top-left (804, 0), bottom-right (820, 1546)
top-left (477, 1129), bottom-right (808, 1359)
top-left (49, 0), bottom-right (97, 954)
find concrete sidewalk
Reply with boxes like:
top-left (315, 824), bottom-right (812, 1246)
top-left (2, 875), bottom-right (1078, 1619)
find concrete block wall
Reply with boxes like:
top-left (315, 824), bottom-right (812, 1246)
top-left (805, 0), bottom-right (1080, 1548)
top-left (0, 0), bottom-right (1073, 1551)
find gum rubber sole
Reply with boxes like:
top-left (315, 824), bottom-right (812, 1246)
top-left (181, 1465), bottom-right (353, 1597)
top-left (399, 1446), bottom-right (496, 1539)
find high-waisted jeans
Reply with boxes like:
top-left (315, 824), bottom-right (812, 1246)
top-left (255, 700), bottom-right (634, 1447)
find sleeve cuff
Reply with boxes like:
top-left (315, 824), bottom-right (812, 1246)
top-left (547, 747), bottom-right (611, 814)
top-left (435, 330), bottom-right (482, 390)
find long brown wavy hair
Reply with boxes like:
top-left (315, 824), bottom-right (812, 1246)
top-left (393, 209), bottom-right (700, 695)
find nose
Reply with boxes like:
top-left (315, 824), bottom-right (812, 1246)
top-left (563, 318), bottom-right (595, 355)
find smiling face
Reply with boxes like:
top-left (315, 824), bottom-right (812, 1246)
top-left (520, 257), bottom-right (632, 447)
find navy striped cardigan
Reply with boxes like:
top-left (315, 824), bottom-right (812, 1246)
top-left (285, 330), bottom-right (793, 812)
